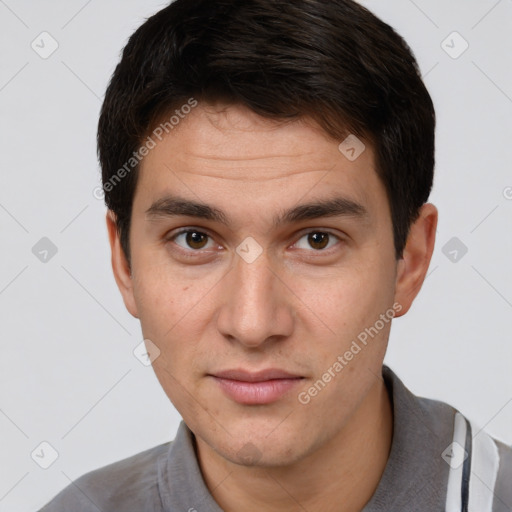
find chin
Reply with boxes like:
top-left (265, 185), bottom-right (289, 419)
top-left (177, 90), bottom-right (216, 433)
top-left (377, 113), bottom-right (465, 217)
top-left (201, 418), bottom-right (311, 468)
top-left (227, 439), bottom-right (306, 468)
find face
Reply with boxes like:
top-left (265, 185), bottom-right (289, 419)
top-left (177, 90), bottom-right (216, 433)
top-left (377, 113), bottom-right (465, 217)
top-left (109, 103), bottom-right (423, 468)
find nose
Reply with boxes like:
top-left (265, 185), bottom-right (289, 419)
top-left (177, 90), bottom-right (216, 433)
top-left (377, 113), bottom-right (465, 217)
top-left (216, 248), bottom-right (294, 348)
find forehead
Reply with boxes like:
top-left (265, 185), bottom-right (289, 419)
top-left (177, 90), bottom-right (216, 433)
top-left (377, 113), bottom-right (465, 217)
top-left (149, 104), bottom-right (341, 174)
top-left (135, 103), bottom-right (387, 222)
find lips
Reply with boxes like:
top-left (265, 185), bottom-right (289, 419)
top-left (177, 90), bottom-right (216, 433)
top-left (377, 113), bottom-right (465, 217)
top-left (212, 368), bottom-right (302, 382)
top-left (209, 368), bottom-right (304, 405)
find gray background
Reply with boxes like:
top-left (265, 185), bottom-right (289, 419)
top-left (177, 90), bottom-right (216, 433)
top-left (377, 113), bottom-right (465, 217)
top-left (0, 0), bottom-right (511, 510)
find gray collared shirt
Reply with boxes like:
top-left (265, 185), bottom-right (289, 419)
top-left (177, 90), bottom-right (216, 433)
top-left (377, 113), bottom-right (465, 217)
top-left (39, 366), bottom-right (512, 511)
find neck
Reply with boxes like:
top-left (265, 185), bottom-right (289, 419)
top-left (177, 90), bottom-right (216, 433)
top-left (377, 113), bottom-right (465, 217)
top-left (196, 376), bottom-right (393, 512)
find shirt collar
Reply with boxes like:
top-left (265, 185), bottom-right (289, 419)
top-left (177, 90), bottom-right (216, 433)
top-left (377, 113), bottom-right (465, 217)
top-left (158, 366), bottom-right (455, 511)
top-left (362, 365), bottom-right (454, 511)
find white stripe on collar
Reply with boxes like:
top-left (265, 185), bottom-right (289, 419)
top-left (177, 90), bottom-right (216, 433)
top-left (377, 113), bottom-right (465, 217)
top-left (445, 412), bottom-right (468, 512)
top-left (444, 412), bottom-right (501, 512)
top-left (468, 422), bottom-right (500, 512)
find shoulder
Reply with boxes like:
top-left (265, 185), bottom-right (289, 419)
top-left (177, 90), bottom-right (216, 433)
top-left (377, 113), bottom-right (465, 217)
top-left (382, 366), bottom-right (512, 509)
top-left (423, 399), bottom-right (512, 511)
top-left (39, 442), bottom-right (170, 512)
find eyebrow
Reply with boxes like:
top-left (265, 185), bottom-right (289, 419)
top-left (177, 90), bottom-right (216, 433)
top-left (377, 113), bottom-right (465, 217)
top-left (145, 194), bottom-right (368, 227)
top-left (146, 196), bottom-right (229, 224)
top-left (275, 197), bottom-right (367, 227)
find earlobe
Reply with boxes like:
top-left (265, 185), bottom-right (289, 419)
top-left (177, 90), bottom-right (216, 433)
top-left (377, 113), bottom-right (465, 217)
top-left (106, 211), bottom-right (139, 318)
top-left (393, 203), bottom-right (438, 317)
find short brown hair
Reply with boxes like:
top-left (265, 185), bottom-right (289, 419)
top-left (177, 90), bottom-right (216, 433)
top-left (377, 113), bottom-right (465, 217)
top-left (98, 0), bottom-right (435, 264)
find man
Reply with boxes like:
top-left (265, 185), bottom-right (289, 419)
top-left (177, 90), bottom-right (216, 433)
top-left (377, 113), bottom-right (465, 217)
top-left (40, 0), bottom-right (511, 511)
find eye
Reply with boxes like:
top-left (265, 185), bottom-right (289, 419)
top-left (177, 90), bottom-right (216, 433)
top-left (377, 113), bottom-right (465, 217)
top-left (294, 231), bottom-right (339, 251)
top-left (172, 230), bottom-right (215, 250)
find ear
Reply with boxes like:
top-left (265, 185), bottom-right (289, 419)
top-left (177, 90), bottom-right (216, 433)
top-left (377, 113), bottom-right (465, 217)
top-left (394, 203), bottom-right (438, 317)
top-left (106, 210), bottom-right (139, 318)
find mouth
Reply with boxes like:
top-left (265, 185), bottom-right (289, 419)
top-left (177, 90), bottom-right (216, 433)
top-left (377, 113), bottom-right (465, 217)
top-left (208, 368), bottom-right (304, 405)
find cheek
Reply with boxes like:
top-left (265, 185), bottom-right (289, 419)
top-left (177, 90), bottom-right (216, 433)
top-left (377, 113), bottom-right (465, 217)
top-left (131, 255), bottom-right (211, 330)
top-left (308, 268), bottom-right (393, 330)
top-left (132, 276), bottom-right (176, 332)
top-left (131, 264), bottom-right (219, 368)
top-left (299, 257), bottom-right (396, 366)
top-left (133, 272), bottom-right (207, 408)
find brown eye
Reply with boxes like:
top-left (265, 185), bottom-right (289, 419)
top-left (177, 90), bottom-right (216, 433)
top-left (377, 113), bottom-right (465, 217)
top-left (307, 232), bottom-right (330, 250)
top-left (173, 230), bottom-right (213, 250)
top-left (185, 231), bottom-right (209, 249)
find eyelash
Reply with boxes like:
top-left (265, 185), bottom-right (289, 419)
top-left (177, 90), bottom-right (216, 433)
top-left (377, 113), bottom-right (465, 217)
top-left (170, 229), bottom-right (218, 251)
top-left (166, 228), bottom-right (343, 254)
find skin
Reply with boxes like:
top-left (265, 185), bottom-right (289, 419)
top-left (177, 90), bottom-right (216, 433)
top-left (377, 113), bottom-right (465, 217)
top-left (107, 103), bottom-right (437, 512)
